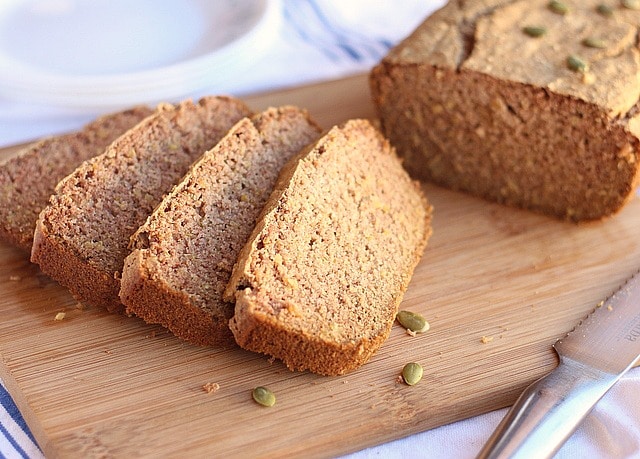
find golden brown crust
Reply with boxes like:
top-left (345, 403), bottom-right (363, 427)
top-left (371, 0), bottom-right (640, 221)
top-left (120, 249), bottom-right (234, 344)
top-left (33, 216), bottom-right (121, 312)
top-left (465, 1), bottom-right (640, 117)
top-left (385, 0), bottom-right (640, 115)
top-left (230, 294), bottom-right (388, 375)
top-left (226, 119), bottom-right (433, 376)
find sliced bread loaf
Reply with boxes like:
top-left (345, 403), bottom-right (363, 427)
top-left (120, 106), bottom-right (322, 346)
top-left (370, 0), bottom-right (640, 221)
top-left (0, 106), bottom-right (153, 251)
top-left (31, 97), bottom-right (251, 313)
top-left (224, 119), bottom-right (433, 375)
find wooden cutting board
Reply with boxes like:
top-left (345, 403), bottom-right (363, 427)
top-left (1, 74), bottom-right (640, 458)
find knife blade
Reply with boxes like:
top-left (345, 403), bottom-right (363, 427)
top-left (477, 270), bottom-right (640, 459)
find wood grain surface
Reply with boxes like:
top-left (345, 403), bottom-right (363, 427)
top-left (1, 74), bottom-right (639, 458)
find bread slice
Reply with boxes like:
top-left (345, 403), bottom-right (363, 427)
top-left (32, 97), bottom-right (251, 313)
top-left (0, 106), bottom-right (153, 251)
top-left (120, 106), bottom-right (322, 346)
top-left (224, 119), bottom-right (433, 375)
top-left (370, 0), bottom-right (640, 221)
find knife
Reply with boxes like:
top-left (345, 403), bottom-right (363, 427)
top-left (477, 270), bottom-right (640, 459)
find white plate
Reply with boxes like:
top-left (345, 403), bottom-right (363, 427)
top-left (0, 0), bottom-right (281, 108)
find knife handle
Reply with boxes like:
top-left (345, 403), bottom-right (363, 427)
top-left (476, 355), bottom-right (619, 459)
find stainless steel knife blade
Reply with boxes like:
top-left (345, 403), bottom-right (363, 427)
top-left (477, 270), bottom-right (640, 459)
top-left (555, 272), bottom-right (640, 374)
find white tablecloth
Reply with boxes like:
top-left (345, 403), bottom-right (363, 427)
top-left (0, 1), bottom-right (638, 458)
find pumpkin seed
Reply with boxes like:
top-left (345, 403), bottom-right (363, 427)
top-left (396, 310), bottom-right (430, 333)
top-left (402, 363), bottom-right (424, 386)
top-left (252, 386), bottom-right (276, 407)
top-left (582, 37), bottom-right (607, 48)
top-left (522, 26), bottom-right (547, 38)
top-left (622, 0), bottom-right (640, 10)
top-left (548, 0), bottom-right (569, 14)
top-left (567, 55), bottom-right (588, 73)
top-left (596, 4), bottom-right (614, 16)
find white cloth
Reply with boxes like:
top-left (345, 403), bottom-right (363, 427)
top-left (0, 1), bottom-right (639, 458)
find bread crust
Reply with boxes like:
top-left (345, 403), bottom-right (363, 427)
top-left (230, 294), bottom-right (387, 375)
top-left (33, 216), bottom-right (120, 311)
top-left (121, 249), bottom-right (234, 345)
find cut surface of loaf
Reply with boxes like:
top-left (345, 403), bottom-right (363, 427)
top-left (0, 106), bottom-right (153, 251)
top-left (120, 106), bottom-right (322, 346)
top-left (370, 0), bottom-right (640, 221)
top-left (225, 119), bottom-right (433, 375)
top-left (31, 97), bottom-right (251, 312)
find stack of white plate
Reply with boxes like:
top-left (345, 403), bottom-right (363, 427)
top-left (0, 0), bottom-right (281, 109)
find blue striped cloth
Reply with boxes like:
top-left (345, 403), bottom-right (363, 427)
top-left (0, 383), bottom-right (43, 459)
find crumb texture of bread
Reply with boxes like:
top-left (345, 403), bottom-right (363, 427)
top-left (31, 97), bottom-right (251, 312)
top-left (371, 0), bottom-right (640, 221)
top-left (120, 106), bottom-right (322, 345)
top-left (226, 119), bottom-right (433, 375)
top-left (0, 106), bottom-right (153, 251)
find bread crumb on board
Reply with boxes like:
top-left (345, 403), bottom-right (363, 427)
top-left (202, 382), bottom-right (221, 394)
top-left (54, 312), bottom-right (66, 321)
top-left (9, 275), bottom-right (21, 281)
top-left (480, 335), bottom-right (494, 344)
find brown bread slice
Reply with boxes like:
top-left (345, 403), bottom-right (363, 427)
top-left (224, 119), bottom-right (433, 375)
top-left (120, 106), bottom-right (322, 346)
top-left (31, 97), bottom-right (251, 313)
top-left (0, 106), bottom-right (153, 251)
top-left (370, 0), bottom-right (640, 221)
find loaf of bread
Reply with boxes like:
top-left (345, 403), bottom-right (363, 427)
top-left (224, 119), bottom-right (432, 375)
top-left (0, 107), bottom-right (153, 251)
top-left (120, 106), bottom-right (322, 346)
top-left (32, 97), bottom-right (251, 313)
top-left (370, 0), bottom-right (640, 221)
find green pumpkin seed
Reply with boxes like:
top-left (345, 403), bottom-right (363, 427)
top-left (522, 26), bottom-right (547, 38)
top-left (596, 4), bottom-right (614, 16)
top-left (622, 0), bottom-right (640, 10)
top-left (582, 37), bottom-right (607, 48)
top-left (548, 0), bottom-right (569, 14)
top-left (567, 55), bottom-right (588, 73)
top-left (252, 386), bottom-right (276, 407)
top-left (402, 362), bottom-right (424, 386)
top-left (396, 310), bottom-right (430, 333)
